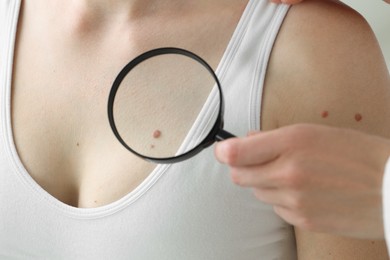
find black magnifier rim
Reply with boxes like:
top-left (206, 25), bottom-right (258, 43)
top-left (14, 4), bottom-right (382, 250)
top-left (108, 47), bottom-right (225, 164)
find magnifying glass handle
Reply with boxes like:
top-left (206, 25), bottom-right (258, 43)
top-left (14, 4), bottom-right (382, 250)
top-left (216, 129), bottom-right (236, 141)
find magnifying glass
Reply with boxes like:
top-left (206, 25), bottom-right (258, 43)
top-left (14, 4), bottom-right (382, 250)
top-left (108, 47), bottom-right (235, 164)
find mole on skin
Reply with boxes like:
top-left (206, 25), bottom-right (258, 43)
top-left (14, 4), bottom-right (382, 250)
top-left (355, 113), bottom-right (363, 122)
top-left (321, 111), bottom-right (329, 118)
top-left (153, 130), bottom-right (161, 139)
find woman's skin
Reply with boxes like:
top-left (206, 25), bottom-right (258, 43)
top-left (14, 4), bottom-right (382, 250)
top-left (216, 0), bottom-right (390, 241)
top-left (12, 0), bottom-right (247, 207)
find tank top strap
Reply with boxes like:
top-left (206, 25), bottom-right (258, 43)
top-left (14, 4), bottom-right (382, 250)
top-left (1, 0), bottom-right (22, 147)
top-left (220, 3), bottom-right (290, 134)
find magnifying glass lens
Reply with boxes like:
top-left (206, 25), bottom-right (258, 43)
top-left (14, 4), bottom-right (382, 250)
top-left (111, 51), bottom-right (221, 161)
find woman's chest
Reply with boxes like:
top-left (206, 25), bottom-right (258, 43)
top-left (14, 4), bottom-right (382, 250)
top-left (10, 1), bottom-right (246, 207)
top-left (12, 30), bottom-right (227, 209)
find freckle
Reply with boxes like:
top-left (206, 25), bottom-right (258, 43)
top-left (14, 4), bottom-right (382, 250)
top-left (355, 113), bottom-right (363, 122)
top-left (153, 130), bottom-right (161, 139)
top-left (321, 111), bottom-right (329, 118)
top-left (150, 144), bottom-right (155, 149)
top-left (76, 142), bottom-right (80, 147)
top-left (94, 200), bottom-right (97, 204)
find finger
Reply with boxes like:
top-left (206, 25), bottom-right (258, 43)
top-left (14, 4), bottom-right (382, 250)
top-left (385, 0), bottom-right (390, 4)
top-left (231, 164), bottom-right (278, 188)
top-left (273, 206), bottom-right (305, 227)
top-left (253, 188), bottom-right (285, 206)
top-left (215, 131), bottom-right (283, 167)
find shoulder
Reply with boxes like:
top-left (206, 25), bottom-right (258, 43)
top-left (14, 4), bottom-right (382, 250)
top-left (262, 0), bottom-right (390, 137)
top-left (278, 0), bottom-right (382, 68)
top-left (262, 1), bottom-right (390, 257)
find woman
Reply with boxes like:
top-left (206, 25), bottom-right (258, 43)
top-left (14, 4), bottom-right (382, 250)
top-left (0, 0), bottom-right (388, 259)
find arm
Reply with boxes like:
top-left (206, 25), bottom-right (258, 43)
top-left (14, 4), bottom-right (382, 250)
top-left (264, 0), bottom-right (389, 258)
top-left (216, 0), bottom-right (390, 258)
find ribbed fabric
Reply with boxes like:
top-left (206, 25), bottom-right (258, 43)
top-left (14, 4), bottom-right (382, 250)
top-left (0, 0), bottom-right (296, 259)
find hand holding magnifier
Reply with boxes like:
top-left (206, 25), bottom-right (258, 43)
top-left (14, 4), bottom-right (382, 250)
top-left (108, 47), bottom-right (235, 164)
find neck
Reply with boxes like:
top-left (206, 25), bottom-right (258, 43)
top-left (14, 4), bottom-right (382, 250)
top-left (44, 0), bottom-right (243, 41)
top-left (72, 0), bottom-right (209, 19)
top-left (58, 0), bottom-right (212, 35)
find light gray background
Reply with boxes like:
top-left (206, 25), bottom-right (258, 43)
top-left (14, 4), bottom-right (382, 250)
top-left (341, 0), bottom-right (390, 71)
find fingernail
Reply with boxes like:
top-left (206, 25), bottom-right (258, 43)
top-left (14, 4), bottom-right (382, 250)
top-left (215, 141), bottom-right (231, 163)
top-left (247, 130), bottom-right (260, 136)
top-left (215, 142), bottom-right (226, 159)
top-left (231, 170), bottom-right (241, 185)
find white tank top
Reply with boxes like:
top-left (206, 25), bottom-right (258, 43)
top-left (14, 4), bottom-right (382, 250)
top-left (0, 0), bottom-right (296, 259)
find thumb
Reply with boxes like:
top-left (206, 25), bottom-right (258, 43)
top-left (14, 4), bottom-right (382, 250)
top-left (215, 131), bottom-right (282, 166)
